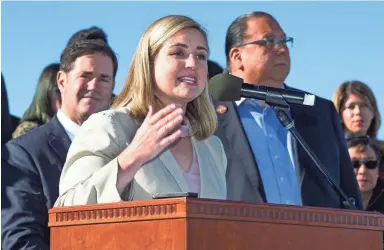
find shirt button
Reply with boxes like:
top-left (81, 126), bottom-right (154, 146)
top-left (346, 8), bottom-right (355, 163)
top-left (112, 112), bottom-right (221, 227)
top-left (280, 177), bottom-right (284, 182)
top-left (274, 155), bottom-right (280, 160)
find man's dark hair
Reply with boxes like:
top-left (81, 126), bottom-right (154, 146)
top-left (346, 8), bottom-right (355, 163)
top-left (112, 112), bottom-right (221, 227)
top-left (66, 26), bottom-right (109, 45)
top-left (225, 11), bottom-right (277, 69)
top-left (346, 133), bottom-right (382, 165)
top-left (208, 60), bottom-right (223, 79)
top-left (60, 27), bottom-right (118, 78)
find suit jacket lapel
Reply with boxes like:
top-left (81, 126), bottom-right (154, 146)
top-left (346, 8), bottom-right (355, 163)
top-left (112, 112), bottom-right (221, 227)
top-left (290, 103), bottom-right (318, 191)
top-left (215, 100), bottom-right (266, 200)
top-left (47, 115), bottom-right (71, 169)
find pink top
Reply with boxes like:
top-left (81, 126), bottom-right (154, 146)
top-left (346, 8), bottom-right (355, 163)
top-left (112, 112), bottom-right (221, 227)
top-left (179, 124), bottom-right (201, 194)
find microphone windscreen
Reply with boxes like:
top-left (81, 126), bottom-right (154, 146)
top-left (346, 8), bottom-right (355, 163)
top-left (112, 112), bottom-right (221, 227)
top-left (208, 73), bottom-right (243, 101)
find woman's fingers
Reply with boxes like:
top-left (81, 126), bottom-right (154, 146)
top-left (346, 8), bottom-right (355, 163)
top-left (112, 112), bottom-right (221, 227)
top-left (124, 104), bottom-right (185, 168)
top-left (142, 105), bottom-right (154, 122)
top-left (159, 129), bottom-right (182, 147)
top-left (157, 112), bottom-right (183, 137)
top-left (148, 104), bottom-right (177, 125)
top-left (147, 105), bottom-right (154, 118)
top-left (139, 103), bottom-right (184, 144)
top-left (155, 109), bottom-right (183, 131)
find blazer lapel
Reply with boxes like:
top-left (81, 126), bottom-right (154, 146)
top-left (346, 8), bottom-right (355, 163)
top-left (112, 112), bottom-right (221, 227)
top-left (158, 150), bottom-right (189, 192)
top-left (191, 138), bottom-right (220, 199)
top-left (47, 116), bottom-right (71, 169)
top-left (158, 137), bottom-right (224, 198)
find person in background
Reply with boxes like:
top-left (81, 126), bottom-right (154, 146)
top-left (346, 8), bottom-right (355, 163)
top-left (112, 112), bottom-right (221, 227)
top-left (1, 74), bottom-right (23, 143)
top-left (1, 73), bottom-right (13, 147)
top-left (212, 11), bottom-right (362, 209)
top-left (333, 80), bottom-right (384, 180)
top-left (346, 133), bottom-right (383, 213)
top-left (1, 74), bottom-right (13, 147)
top-left (54, 15), bottom-right (227, 207)
top-left (1, 27), bottom-right (118, 250)
top-left (12, 63), bottom-right (61, 138)
top-left (67, 26), bottom-right (118, 107)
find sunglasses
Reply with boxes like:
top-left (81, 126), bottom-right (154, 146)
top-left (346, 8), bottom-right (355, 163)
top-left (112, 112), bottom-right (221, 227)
top-left (351, 159), bottom-right (378, 170)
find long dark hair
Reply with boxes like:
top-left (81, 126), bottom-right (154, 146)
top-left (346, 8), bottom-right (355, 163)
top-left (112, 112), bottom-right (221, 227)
top-left (21, 63), bottom-right (61, 124)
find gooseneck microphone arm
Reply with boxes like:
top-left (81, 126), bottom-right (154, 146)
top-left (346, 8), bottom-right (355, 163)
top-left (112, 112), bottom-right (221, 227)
top-left (266, 92), bottom-right (358, 210)
top-left (209, 73), bottom-right (357, 210)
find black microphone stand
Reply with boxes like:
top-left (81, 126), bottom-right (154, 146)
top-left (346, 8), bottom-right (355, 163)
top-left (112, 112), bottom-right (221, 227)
top-left (265, 93), bottom-right (358, 210)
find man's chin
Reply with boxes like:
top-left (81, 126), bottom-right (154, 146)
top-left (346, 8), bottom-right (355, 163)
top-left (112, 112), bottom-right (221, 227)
top-left (80, 104), bottom-right (108, 117)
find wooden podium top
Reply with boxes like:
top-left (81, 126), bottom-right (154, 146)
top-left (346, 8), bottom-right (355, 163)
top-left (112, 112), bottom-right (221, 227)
top-left (49, 197), bottom-right (384, 231)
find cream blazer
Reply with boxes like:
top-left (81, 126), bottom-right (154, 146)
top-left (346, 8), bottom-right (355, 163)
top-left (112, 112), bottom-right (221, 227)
top-left (55, 107), bottom-right (227, 207)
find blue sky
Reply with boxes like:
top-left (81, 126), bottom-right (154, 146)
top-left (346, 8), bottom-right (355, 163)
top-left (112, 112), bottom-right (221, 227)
top-left (2, 1), bottom-right (384, 139)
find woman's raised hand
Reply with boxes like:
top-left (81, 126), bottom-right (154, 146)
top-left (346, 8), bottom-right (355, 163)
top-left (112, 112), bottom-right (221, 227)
top-left (118, 104), bottom-right (184, 170)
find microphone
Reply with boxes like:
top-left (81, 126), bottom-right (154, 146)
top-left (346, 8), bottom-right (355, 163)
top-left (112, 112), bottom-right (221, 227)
top-left (209, 73), bottom-right (358, 210)
top-left (209, 73), bottom-right (315, 107)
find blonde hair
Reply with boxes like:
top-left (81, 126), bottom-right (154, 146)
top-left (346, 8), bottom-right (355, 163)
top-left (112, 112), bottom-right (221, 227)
top-left (332, 80), bottom-right (381, 139)
top-left (112, 15), bottom-right (217, 140)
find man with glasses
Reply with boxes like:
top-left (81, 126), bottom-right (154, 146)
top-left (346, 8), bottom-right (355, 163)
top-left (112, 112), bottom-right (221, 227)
top-left (213, 11), bottom-right (363, 209)
top-left (346, 134), bottom-right (384, 213)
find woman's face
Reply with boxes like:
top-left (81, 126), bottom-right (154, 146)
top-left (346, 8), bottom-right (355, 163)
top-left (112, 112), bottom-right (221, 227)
top-left (349, 145), bottom-right (379, 193)
top-left (153, 28), bottom-right (208, 110)
top-left (342, 94), bottom-right (374, 135)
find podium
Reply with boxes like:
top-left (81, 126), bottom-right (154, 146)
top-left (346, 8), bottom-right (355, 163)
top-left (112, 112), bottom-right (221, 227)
top-left (49, 198), bottom-right (384, 250)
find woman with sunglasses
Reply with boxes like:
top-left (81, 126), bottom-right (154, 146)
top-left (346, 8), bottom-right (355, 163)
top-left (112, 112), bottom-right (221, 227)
top-left (346, 134), bottom-right (384, 213)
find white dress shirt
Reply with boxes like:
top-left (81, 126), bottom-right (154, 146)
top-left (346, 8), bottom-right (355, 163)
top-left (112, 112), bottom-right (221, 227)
top-left (56, 109), bottom-right (81, 141)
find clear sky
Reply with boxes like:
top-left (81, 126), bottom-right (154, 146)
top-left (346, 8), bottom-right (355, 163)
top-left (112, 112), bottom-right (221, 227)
top-left (2, 1), bottom-right (383, 139)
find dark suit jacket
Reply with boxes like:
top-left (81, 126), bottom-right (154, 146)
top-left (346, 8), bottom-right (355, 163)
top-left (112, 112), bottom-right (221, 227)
top-left (1, 77), bottom-right (12, 147)
top-left (2, 116), bottom-right (71, 250)
top-left (213, 87), bottom-right (363, 210)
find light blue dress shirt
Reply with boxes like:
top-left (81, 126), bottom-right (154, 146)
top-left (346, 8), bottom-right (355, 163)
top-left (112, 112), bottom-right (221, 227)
top-left (236, 98), bottom-right (302, 206)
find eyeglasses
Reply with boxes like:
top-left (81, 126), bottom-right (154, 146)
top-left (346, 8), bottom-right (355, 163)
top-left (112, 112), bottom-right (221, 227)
top-left (237, 37), bottom-right (294, 49)
top-left (352, 159), bottom-right (378, 170)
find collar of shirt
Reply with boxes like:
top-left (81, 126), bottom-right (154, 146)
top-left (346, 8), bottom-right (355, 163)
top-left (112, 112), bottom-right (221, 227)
top-left (56, 109), bottom-right (81, 141)
top-left (235, 83), bottom-right (286, 107)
